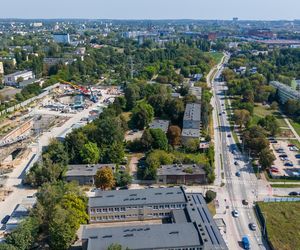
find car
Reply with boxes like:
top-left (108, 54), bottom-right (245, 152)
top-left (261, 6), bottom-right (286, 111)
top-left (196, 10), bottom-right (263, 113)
top-left (222, 111), bottom-right (225, 114)
top-left (284, 161), bottom-right (294, 167)
top-left (271, 168), bottom-right (279, 173)
top-left (289, 191), bottom-right (299, 196)
top-left (295, 154), bottom-right (300, 159)
top-left (242, 199), bottom-right (249, 205)
top-left (270, 140), bottom-right (278, 143)
top-left (234, 161), bottom-right (239, 166)
top-left (219, 113), bottom-right (222, 116)
top-left (232, 210), bottom-right (239, 217)
top-left (249, 223), bottom-right (257, 231)
top-left (1, 215), bottom-right (10, 224)
top-left (242, 236), bottom-right (250, 249)
top-left (236, 171), bottom-right (241, 177)
top-left (227, 134), bottom-right (231, 138)
top-left (132, 129), bottom-right (139, 132)
top-left (279, 154), bottom-right (288, 158)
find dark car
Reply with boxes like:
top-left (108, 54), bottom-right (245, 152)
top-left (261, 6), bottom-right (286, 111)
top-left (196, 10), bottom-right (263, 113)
top-left (295, 154), bottom-right (300, 159)
top-left (242, 199), bottom-right (249, 205)
top-left (227, 134), bottom-right (232, 138)
top-left (234, 161), bottom-right (239, 166)
top-left (236, 171), bottom-right (241, 177)
top-left (289, 191), bottom-right (299, 196)
top-left (1, 215), bottom-right (10, 224)
top-left (249, 223), bottom-right (257, 231)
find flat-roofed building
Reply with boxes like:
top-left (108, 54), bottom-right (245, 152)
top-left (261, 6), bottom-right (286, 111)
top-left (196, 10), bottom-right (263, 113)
top-left (149, 119), bottom-right (170, 133)
top-left (65, 164), bottom-right (116, 185)
top-left (270, 81), bottom-right (300, 104)
top-left (182, 103), bottom-right (201, 129)
top-left (82, 188), bottom-right (227, 250)
top-left (189, 86), bottom-right (202, 100)
top-left (4, 70), bottom-right (34, 86)
top-left (157, 164), bottom-right (207, 185)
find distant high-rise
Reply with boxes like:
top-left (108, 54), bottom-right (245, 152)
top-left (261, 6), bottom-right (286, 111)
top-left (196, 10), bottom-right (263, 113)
top-left (53, 33), bottom-right (70, 44)
top-left (233, 17), bottom-right (239, 22)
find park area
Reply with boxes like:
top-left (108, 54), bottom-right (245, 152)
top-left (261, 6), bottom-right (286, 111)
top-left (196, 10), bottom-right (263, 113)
top-left (257, 201), bottom-right (300, 250)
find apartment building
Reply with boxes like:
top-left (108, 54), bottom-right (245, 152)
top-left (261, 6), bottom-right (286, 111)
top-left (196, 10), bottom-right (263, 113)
top-left (270, 81), bottom-right (300, 104)
top-left (181, 103), bottom-right (201, 145)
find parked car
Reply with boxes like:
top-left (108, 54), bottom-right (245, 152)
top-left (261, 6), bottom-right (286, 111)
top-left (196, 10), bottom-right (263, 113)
top-left (1, 215), bottom-right (10, 224)
top-left (289, 191), bottom-right (299, 196)
top-left (249, 223), bottom-right (257, 231)
top-left (284, 161), bottom-right (294, 167)
top-left (234, 161), bottom-right (239, 166)
top-left (295, 154), bottom-right (300, 159)
top-left (232, 210), bottom-right (239, 217)
top-left (270, 140), bottom-right (278, 143)
top-left (227, 134), bottom-right (232, 138)
top-left (236, 171), bottom-right (241, 177)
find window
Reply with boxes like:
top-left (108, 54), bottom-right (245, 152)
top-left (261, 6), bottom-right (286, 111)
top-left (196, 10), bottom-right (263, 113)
top-left (90, 209), bottom-right (95, 214)
top-left (96, 208), bottom-right (101, 213)
top-left (165, 204), bottom-right (170, 209)
top-left (114, 207), bottom-right (120, 212)
top-left (91, 216), bottom-right (96, 221)
top-left (153, 206), bottom-right (158, 210)
top-left (115, 215), bottom-right (120, 219)
top-left (159, 205), bottom-right (164, 209)
top-left (103, 208), bottom-right (108, 213)
top-left (120, 207), bottom-right (126, 212)
top-left (96, 216), bottom-right (102, 221)
top-left (121, 215), bottom-right (125, 219)
top-left (109, 208), bottom-right (114, 212)
top-left (176, 204), bottom-right (181, 208)
top-left (159, 213), bottom-right (164, 216)
top-left (171, 204), bottom-right (175, 208)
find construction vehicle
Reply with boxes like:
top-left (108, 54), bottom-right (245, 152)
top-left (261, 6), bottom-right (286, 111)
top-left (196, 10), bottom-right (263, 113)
top-left (89, 86), bottom-right (99, 103)
top-left (59, 79), bottom-right (90, 96)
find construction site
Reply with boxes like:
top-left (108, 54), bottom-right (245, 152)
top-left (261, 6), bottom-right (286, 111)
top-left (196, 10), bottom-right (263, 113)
top-left (0, 80), bottom-right (121, 204)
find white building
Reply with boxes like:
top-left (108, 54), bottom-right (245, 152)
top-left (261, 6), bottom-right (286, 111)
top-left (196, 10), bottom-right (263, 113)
top-left (4, 70), bottom-right (34, 86)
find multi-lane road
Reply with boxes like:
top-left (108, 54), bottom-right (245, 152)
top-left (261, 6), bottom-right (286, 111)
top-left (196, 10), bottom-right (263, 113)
top-left (211, 53), bottom-right (269, 250)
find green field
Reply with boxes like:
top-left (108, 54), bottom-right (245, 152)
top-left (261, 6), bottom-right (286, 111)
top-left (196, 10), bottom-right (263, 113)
top-left (253, 104), bottom-right (287, 127)
top-left (289, 119), bottom-right (300, 137)
top-left (258, 202), bottom-right (300, 250)
top-left (270, 183), bottom-right (300, 188)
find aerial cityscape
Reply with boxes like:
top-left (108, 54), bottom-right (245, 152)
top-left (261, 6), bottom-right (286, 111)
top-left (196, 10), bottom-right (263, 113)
top-left (0, 1), bottom-right (300, 250)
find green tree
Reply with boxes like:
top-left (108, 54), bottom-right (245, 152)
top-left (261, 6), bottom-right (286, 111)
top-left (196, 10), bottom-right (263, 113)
top-left (130, 101), bottom-right (154, 130)
top-left (233, 109), bottom-right (251, 128)
top-left (259, 148), bottom-right (276, 170)
top-left (80, 142), bottom-right (100, 164)
top-left (95, 167), bottom-right (115, 190)
top-left (105, 142), bottom-right (125, 164)
top-left (115, 171), bottom-right (132, 187)
top-left (184, 138), bottom-right (200, 153)
top-left (149, 128), bottom-right (168, 151)
top-left (205, 190), bottom-right (216, 203)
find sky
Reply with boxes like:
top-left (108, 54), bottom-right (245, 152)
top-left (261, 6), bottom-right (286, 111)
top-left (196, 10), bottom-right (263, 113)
top-left (0, 0), bottom-right (299, 20)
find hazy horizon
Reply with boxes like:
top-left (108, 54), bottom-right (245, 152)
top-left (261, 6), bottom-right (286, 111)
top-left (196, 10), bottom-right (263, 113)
top-left (0, 0), bottom-right (300, 20)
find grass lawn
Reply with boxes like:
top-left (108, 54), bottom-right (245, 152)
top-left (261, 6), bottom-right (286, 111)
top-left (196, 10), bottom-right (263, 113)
top-left (206, 52), bottom-right (224, 65)
top-left (257, 202), bottom-right (300, 250)
top-left (270, 183), bottom-right (300, 188)
top-left (253, 104), bottom-right (287, 128)
top-left (289, 119), bottom-right (300, 138)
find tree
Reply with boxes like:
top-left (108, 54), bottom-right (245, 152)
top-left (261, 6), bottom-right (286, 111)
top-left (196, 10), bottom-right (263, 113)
top-left (130, 101), bottom-right (154, 130)
top-left (258, 115), bottom-right (280, 136)
top-left (233, 109), bottom-right (251, 128)
top-left (115, 171), bottom-right (132, 187)
top-left (95, 167), bottom-right (115, 190)
top-left (65, 130), bottom-right (88, 164)
top-left (243, 126), bottom-right (269, 156)
top-left (5, 217), bottom-right (39, 250)
top-left (140, 129), bottom-right (154, 150)
top-left (184, 138), bottom-right (200, 153)
top-left (80, 142), bottom-right (100, 164)
top-left (149, 129), bottom-right (168, 151)
top-left (165, 98), bottom-right (185, 124)
top-left (124, 84), bottom-right (140, 110)
top-left (104, 142), bottom-right (125, 164)
top-left (269, 101), bottom-right (278, 110)
top-left (45, 139), bottom-right (69, 166)
top-left (205, 190), bottom-right (216, 203)
top-left (167, 125), bottom-right (181, 146)
top-left (259, 148), bottom-right (275, 170)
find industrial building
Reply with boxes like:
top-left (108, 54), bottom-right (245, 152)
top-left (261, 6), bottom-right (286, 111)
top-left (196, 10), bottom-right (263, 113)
top-left (65, 164), bottom-right (116, 185)
top-left (83, 187), bottom-right (227, 250)
top-left (270, 81), bottom-right (300, 104)
top-left (157, 164), bottom-right (207, 185)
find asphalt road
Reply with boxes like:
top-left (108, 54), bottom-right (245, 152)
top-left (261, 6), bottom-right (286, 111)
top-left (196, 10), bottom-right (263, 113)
top-left (211, 53), bottom-right (269, 250)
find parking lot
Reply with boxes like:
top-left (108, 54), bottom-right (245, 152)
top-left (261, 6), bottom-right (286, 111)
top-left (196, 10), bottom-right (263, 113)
top-left (269, 140), bottom-right (300, 178)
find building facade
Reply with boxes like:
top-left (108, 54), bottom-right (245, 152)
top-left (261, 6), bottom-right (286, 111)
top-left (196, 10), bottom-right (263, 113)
top-left (4, 70), bottom-right (34, 86)
top-left (83, 187), bottom-right (228, 250)
top-left (53, 33), bottom-right (70, 44)
top-left (65, 164), bottom-right (116, 185)
top-left (270, 81), bottom-right (300, 104)
top-left (157, 164), bottom-right (207, 185)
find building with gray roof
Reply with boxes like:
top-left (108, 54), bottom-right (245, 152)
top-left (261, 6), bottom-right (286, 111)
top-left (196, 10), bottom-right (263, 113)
top-left (157, 164), bottom-right (207, 185)
top-left (149, 119), bottom-right (170, 133)
top-left (65, 164), bottom-right (116, 185)
top-left (189, 86), bottom-right (202, 100)
top-left (270, 81), bottom-right (300, 104)
top-left (82, 188), bottom-right (227, 250)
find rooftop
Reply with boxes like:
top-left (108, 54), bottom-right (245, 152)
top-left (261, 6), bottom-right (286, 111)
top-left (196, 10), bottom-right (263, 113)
top-left (5, 70), bottom-right (32, 78)
top-left (66, 164), bottom-right (116, 177)
top-left (157, 164), bottom-right (206, 176)
top-left (149, 119), bottom-right (170, 133)
top-left (89, 187), bottom-right (187, 207)
top-left (183, 103), bottom-right (201, 122)
top-left (181, 128), bottom-right (200, 137)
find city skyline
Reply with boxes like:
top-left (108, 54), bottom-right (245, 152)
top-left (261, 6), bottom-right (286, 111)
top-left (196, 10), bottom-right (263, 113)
top-left (0, 0), bottom-right (300, 20)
